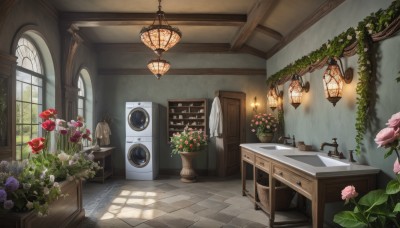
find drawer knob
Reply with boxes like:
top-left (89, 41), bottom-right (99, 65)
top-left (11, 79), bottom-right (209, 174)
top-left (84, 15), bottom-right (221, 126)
top-left (296, 181), bottom-right (302, 186)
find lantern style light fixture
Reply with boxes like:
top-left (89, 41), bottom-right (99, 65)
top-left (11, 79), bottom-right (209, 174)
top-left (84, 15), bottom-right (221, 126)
top-left (250, 96), bottom-right (259, 112)
top-left (288, 74), bottom-right (310, 109)
top-left (323, 58), bottom-right (353, 106)
top-left (147, 57), bottom-right (171, 79)
top-left (140, 0), bottom-right (182, 56)
top-left (267, 84), bottom-right (283, 111)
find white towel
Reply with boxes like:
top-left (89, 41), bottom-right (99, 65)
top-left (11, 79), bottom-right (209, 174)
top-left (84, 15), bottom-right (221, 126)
top-left (209, 97), bottom-right (223, 137)
top-left (95, 121), bottom-right (111, 146)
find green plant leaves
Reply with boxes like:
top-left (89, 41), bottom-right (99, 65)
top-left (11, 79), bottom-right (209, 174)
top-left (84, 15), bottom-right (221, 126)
top-left (358, 189), bottom-right (388, 208)
top-left (394, 203), bottom-right (400, 212)
top-left (333, 211), bottom-right (368, 228)
top-left (386, 179), bottom-right (400, 194)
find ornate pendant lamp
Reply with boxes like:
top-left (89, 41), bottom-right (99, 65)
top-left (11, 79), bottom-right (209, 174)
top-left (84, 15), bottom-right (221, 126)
top-left (288, 74), bottom-right (310, 109)
top-left (323, 58), bottom-right (353, 106)
top-left (147, 57), bottom-right (170, 79)
top-left (267, 85), bottom-right (283, 111)
top-left (140, 0), bottom-right (182, 56)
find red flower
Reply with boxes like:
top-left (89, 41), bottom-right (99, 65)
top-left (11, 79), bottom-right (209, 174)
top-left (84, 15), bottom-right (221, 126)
top-left (42, 120), bottom-right (56, 131)
top-left (39, 109), bottom-right (57, 120)
top-left (27, 137), bottom-right (45, 154)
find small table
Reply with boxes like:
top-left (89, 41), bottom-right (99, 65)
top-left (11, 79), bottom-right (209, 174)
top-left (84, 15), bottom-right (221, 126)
top-left (90, 147), bottom-right (114, 183)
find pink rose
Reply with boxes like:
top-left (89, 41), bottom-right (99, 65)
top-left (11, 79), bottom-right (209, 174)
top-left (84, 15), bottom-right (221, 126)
top-left (341, 185), bottom-right (358, 202)
top-left (374, 127), bottom-right (399, 147)
top-left (394, 159), bottom-right (400, 174)
top-left (387, 112), bottom-right (400, 129)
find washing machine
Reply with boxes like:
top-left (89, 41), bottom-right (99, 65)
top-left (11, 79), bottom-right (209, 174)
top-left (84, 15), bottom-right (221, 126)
top-left (126, 102), bottom-right (159, 137)
top-left (125, 136), bottom-right (159, 180)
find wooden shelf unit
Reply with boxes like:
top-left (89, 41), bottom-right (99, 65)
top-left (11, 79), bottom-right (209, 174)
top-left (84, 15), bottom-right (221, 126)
top-left (167, 99), bottom-right (208, 141)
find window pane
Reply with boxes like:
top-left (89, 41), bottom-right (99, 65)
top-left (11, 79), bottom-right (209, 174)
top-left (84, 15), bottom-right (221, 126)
top-left (32, 125), bottom-right (38, 139)
top-left (16, 146), bottom-right (21, 161)
top-left (32, 86), bottom-right (39, 103)
top-left (38, 86), bottom-right (43, 105)
top-left (22, 125), bottom-right (31, 143)
top-left (16, 70), bottom-right (31, 83)
top-left (16, 101), bottom-right (22, 124)
top-left (16, 81), bottom-right (22, 101)
top-left (16, 37), bottom-right (43, 74)
top-left (31, 104), bottom-right (38, 123)
top-left (22, 103), bottom-right (31, 124)
top-left (22, 83), bottom-right (32, 102)
top-left (16, 125), bottom-right (22, 144)
top-left (22, 146), bottom-right (30, 160)
top-left (78, 98), bottom-right (83, 108)
top-left (78, 108), bottom-right (83, 117)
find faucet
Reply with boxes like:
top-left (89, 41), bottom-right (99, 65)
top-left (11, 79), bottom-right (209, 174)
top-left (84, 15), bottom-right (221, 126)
top-left (279, 134), bottom-right (296, 147)
top-left (320, 138), bottom-right (345, 159)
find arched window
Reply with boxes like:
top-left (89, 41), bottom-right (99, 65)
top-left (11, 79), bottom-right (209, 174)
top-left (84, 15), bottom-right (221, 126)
top-left (77, 75), bottom-right (85, 119)
top-left (15, 37), bottom-right (44, 160)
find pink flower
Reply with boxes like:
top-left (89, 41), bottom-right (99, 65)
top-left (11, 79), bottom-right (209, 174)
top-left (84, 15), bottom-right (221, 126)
top-left (387, 112), bottom-right (400, 129)
top-left (251, 129), bottom-right (255, 132)
top-left (394, 159), bottom-right (400, 174)
top-left (341, 185), bottom-right (358, 202)
top-left (42, 120), bottom-right (56, 131)
top-left (374, 127), bottom-right (399, 147)
top-left (185, 140), bottom-right (188, 145)
top-left (255, 121), bottom-right (259, 125)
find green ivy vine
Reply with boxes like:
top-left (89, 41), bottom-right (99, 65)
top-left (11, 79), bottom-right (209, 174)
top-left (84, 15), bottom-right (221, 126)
top-left (267, 0), bottom-right (400, 155)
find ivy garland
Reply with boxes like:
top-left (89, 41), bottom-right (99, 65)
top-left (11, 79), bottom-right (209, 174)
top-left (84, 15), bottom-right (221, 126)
top-left (267, 0), bottom-right (400, 155)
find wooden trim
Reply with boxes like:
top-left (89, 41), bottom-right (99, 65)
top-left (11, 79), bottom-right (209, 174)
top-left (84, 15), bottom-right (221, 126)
top-left (230, 0), bottom-right (278, 50)
top-left (37, 0), bottom-right (58, 20)
top-left (266, 0), bottom-right (345, 59)
top-left (60, 12), bottom-right (247, 27)
top-left (240, 45), bottom-right (268, 59)
top-left (99, 68), bottom-right (266, 76)
top-left (0, 0), bottom-right (19, 31)
top-left (255, 25), bottom-right (283, 41)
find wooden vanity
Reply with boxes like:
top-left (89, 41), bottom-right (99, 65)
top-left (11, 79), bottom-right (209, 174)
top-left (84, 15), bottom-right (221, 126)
top-left (241, 144), bottom-right (379, 228)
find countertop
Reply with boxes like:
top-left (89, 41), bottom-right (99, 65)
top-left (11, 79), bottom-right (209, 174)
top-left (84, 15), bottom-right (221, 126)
top-left (240, 143), bottom-right (380, 178)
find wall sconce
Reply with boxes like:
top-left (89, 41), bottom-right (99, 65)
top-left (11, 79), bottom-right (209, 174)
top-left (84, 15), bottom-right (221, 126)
top-left (288, 74), bottom-right (310, 109)
top-left (251, 96), bottom-right (259, 112)
top-left (267, 85), bottom-right (283, 111)
top-left (323, 58), bottom-right (353, 106)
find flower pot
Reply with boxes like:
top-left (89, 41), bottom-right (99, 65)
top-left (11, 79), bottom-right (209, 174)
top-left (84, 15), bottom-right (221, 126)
top-left (179, 151), bottom-right (200, 183)
top-left (257, 133), bottom-right (273, 143)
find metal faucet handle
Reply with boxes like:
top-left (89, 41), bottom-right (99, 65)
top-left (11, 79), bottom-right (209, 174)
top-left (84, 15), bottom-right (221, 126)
top-left (332, 138), bottom-right (337, 143)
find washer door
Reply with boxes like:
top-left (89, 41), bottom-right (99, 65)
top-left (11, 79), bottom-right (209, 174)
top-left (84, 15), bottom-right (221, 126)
top-left (128, 107), bottom-right (149, 131)
top-left (127, 144), bottom-right (150, 168)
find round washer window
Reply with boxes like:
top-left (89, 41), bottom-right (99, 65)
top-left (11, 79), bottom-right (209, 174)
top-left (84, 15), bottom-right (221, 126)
top-left (127, 144), bottom-right (150, 168)
top-left (128, 107), bottom-right (149, 131)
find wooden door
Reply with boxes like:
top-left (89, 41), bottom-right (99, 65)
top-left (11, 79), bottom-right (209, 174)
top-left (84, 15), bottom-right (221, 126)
top-left (216, 91), bottom-right (246, 177)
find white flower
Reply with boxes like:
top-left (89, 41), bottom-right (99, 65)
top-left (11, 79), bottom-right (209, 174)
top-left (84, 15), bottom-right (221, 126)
top-left (26, 201), bottom-right (33, 209)
top-left (368, 30), bottom-right (373, 34)
top-left (347, 35), bottom-right (352, 40)
top-left (339, 39), bottom-right (343, 42)
top-left (366, 23), bottom-right (371, 28)
top-left (49, 175), bottom-right (55, 183)
top-left (53, 182), bottom-right (60, 188)
top-left (364, 48), bottom-right (368, 52)
top-left (43, 187), bottom-right (49, 195)
top-left (58, 152), bottom-right (70, 162)
top-left (327, 43), bottom-right (331, 49)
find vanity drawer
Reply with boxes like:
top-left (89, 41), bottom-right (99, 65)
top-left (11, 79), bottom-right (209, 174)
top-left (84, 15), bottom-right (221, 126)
top-left (255, 156), bottom-right (270, 172)
top-left (242, 149), bottom-right (255, 164)
top-left (273, 165), bottom-right (313, 198)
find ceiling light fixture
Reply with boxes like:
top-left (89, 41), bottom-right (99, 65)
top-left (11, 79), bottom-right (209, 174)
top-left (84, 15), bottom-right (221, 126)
top-left (140, 0), bottom-right (182, 56)
top-left (147, 57), bottom-right (171, 79)
top-left (288, 74), bottom-right (310, 109)
top-left (323, 58), bottom-right (353, 106)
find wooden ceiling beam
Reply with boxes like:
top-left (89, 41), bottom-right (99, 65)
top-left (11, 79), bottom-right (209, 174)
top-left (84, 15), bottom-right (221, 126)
top-left (99, 68), bottom-right (266, 76)
top-left (60, 12), bottom-right (247, 27)
top-left (230, 0), bottom-right (278, 50)
top-left (266, 0), bottom-right (345, 59)
top-left (255, 25), bottom-right (283, 41)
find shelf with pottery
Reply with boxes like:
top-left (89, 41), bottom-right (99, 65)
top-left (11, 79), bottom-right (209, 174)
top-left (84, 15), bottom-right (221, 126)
top-left (240, 143), bottom-right (379, 228)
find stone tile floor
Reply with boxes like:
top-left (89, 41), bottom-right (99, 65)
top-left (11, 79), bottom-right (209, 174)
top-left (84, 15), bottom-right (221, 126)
top-left (77, 176), bottom-right (314, 228)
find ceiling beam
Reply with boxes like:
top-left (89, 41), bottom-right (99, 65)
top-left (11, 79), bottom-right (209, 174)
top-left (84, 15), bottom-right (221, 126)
top-left (60, 12), bottom-right (247, 27)
top-left (266, 0), bottom-right (345, 59)
top-left (255, 25), bottom-right (283, 41)
top-left (99, 68), bottom-right (266, 76)
top-left (230, 0), bottom-right (278, 50)
top-left (95, 43), bottom-right (267, 59)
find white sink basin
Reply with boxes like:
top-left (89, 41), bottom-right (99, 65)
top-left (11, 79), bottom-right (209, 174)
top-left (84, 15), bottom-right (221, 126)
top-left (285, 155), bottom-right (349, 167)
top-left (260, 145), bottom-right (292, 150)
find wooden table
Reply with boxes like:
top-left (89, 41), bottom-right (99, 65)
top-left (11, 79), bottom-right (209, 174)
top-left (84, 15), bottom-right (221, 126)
top-left (90, 147), bottom-right (114, 183)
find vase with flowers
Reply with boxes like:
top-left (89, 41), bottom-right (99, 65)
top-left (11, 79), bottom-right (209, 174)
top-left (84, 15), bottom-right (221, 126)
top-left (334, 111), bottom-right (400, 228)
top-left (250, 113), bottom-right (278, 143)
top-left (170, 126), bottom-right (207, 183)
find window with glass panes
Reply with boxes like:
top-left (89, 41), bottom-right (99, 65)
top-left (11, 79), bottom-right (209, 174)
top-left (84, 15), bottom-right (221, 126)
top-left (15, 37), bottom-right (44, 160)
top-left (77, 75), bottom-right (85, 119)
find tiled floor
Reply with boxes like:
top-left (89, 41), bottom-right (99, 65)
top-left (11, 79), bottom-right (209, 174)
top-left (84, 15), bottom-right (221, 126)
top-left (77, 176), bottom-right (313, 228)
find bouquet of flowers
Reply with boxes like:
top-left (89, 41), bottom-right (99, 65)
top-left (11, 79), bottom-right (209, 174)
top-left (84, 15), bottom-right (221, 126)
top-left (170, 126), bottom-right (207, 155)
top-left (334, 112), bottom-right (400, 227)
top-left (0, 108), bottom-right (101, 216)
top-left (250, 113), bottom-right (278, 137)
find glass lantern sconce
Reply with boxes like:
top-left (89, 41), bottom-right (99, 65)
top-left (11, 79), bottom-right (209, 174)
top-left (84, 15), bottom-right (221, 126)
top-left (323, 58), bottom-right (353, 106)
top-left (267, 85), bottom-right (283, 111)
top-left (251, 96), bottom-right (259, 112)
top-left (288, 74), bottom-right (310, 109)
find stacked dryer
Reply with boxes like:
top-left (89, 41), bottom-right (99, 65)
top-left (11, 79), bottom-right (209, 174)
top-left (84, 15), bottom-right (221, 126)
top-left (125, 102), bottom-right (159, 180)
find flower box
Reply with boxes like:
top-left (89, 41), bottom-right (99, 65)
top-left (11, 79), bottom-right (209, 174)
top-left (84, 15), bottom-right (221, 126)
top-left (0, 180), bottom-right (84, 228)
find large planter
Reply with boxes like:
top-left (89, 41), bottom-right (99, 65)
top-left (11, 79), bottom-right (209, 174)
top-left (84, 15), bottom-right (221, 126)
top-left (0, 180), bottom-right (84, 228)
top-left (257, 133), bottom-right (273, 143)
top-left (179, 151), bottom-right (200, 183)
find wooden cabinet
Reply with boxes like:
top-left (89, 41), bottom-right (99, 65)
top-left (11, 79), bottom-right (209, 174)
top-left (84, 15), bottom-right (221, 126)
top-left (167, 99), bottom-right (207, 141)
top-left (90, 147), bottom-right (114, 183)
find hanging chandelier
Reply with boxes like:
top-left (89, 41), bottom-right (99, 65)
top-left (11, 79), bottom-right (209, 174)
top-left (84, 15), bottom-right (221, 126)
top-left (140, 0), bottom-right (182, 56)
top-left (147, 57), bottom-right (171, 79)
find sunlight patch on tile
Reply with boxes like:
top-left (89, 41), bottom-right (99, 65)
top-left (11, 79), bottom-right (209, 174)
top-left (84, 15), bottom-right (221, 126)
top-left (126, 198), bottom-right (156, 206)
top-left (100, 212), bottom-right (116, 220)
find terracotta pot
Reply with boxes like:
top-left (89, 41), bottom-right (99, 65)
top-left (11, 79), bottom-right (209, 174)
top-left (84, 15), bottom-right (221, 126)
top-left (257, 133), bottom-right (273, 143)
top-left (179, 151), bottom-right (200, 183)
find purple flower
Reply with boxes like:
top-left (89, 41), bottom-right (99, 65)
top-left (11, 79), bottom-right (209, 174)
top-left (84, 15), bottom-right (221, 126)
top-left (3, 199), bottom-right (14, 210)
top-left (0, 189), bottom-right (7, 202)
top-left (5, 176), bottom-right (19, 192)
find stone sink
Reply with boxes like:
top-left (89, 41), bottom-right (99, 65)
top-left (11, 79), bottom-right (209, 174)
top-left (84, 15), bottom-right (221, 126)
top-left (285, 154), bottom-right (350, 167)
top-left (260, 145), bottom-right (292, 150)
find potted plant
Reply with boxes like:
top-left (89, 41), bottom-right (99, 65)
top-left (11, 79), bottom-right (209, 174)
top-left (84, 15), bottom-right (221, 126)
top-left (170, 126), bottom-right (207, 183)
top-left (250, 113), bottom-right (278, 143)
